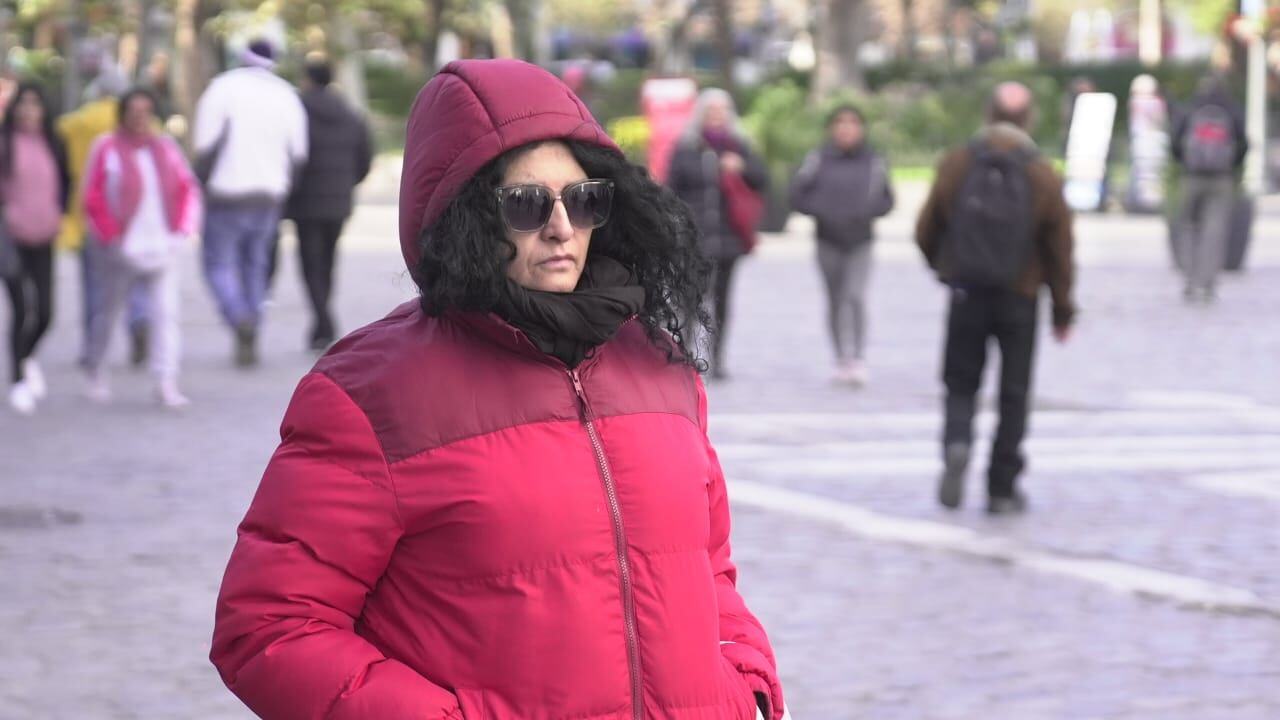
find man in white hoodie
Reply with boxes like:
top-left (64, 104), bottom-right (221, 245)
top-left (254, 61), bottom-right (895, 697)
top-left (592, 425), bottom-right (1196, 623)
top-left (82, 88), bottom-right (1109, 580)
top-left (194, 39), bottom-right (307, 366)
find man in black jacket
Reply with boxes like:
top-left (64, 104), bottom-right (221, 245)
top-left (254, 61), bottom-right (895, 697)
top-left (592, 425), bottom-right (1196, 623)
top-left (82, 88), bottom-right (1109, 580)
top-left (286, 59), bottom-right (373, 351)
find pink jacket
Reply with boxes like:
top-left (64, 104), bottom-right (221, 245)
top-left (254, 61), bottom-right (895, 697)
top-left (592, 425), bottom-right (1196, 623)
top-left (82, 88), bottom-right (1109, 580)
top-left (82, 133), bottom-right (201, 244)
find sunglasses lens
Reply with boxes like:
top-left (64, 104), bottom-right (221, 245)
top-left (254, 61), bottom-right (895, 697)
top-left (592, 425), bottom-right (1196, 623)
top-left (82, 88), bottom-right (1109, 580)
top-left (564, 181), bottom-right (614, 229)
top-left (500, 186), bottom-right (553, 232)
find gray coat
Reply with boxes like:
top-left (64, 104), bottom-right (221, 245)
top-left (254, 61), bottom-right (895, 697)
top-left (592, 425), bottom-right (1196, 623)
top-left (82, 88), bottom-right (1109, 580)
top-left (790, 143), bottom-right (894, 250)
top-left (668, 138), bottom-right (769, 261)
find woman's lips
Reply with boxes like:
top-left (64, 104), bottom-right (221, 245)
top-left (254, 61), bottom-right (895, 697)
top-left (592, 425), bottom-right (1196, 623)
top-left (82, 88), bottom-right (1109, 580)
top-left (539, 256), bottom-right (575, 269)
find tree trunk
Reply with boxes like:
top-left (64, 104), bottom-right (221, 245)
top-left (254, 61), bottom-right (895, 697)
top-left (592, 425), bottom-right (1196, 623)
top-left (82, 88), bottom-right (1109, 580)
top-left (332, 8), bottom-right (369, 113)
top-left (424, 0), bottom-right (448, 70)
top-left (812, 0), bottom-right (866, 101)
top-left (504, 0), bottom-right (537, 61)
top-left (711, 0), bottom-right (735, 91)
top-left (901, 0), bottom-right (917, 62)
top-left (171, 0), bottom-right (200, 150)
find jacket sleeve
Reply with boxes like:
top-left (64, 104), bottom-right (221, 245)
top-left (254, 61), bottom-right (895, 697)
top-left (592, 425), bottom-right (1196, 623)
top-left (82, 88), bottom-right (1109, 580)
top-left (165, 137), bottom-right (203, 236)
top-left (916, 148), bottom-right (966, 271)
top-left (210, 372), bottom-right (462, 720)
top-left (788, 150), bottom-right (821, 215)
top-left (870, 153), bottom-right (895, 219)
top-left (81, 139), bottom-right (120, 243)
top-left (1035, 166), bottom-right (1077, 328)
top-left (697, 378), bottom-right (784, 720)
top-left (355, 114), bottom-right (374, 186)
top-left (740, 145), bottom-right (770, 194)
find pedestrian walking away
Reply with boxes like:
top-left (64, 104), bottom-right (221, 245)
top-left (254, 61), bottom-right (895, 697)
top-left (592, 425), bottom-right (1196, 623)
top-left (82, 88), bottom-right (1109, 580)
top-left (1170, 74), bottom-right (1248, 304)
top-left (81, 88), bottom-right (202, 409)
top-left (285, 57), bottom-right (373, 352)
top-left (194, 38), bottom-right (307, 367)
top-left (210, 59), bottom-right (785, 720)
top-left (916, 81), bottom-right (1077, 515)
top-left (668, 88), bottom-right (769, 380)
top-left (790, 103), bottom-right (895, 387)
top-left (0, 79), bottom-right (70, 416)
top-left (59, 65), bottom-right (154, 370)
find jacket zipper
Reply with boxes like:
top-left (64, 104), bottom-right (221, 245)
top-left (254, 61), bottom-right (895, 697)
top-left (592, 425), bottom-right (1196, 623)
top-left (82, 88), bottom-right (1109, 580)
top-left (570, 369), bottom-right (643, 720)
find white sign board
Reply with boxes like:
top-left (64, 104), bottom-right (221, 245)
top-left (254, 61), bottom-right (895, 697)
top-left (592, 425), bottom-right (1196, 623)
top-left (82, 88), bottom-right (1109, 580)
top-left (1064, 92), bottom-right (1118, 212)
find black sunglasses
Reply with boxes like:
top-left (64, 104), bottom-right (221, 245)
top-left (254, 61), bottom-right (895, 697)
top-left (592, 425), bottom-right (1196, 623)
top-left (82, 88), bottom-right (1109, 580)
top-left (494, 179), bottom-right (615, 233)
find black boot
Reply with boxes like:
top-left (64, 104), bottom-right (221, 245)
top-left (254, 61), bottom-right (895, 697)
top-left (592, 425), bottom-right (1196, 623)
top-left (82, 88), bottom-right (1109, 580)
top-left (235, 322), bottom-right (259, 368)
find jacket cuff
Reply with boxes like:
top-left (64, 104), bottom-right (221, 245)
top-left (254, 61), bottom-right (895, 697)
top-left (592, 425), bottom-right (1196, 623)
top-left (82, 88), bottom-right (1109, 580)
top-left (721, 641), bottom-right (783, 720)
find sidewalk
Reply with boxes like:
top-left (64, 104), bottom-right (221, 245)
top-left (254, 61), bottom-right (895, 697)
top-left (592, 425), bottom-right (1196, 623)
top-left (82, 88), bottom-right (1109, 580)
top-left (1, 182), bottom-right (1278, 718)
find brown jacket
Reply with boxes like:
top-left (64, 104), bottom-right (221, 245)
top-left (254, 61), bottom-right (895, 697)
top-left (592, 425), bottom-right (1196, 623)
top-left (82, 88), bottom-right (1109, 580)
top-left (916, 123), bottom-right (1077, 328)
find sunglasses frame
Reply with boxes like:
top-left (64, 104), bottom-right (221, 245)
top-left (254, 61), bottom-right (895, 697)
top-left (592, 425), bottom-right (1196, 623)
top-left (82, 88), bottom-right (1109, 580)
top-left (493, 179), bottom-right (616, 233)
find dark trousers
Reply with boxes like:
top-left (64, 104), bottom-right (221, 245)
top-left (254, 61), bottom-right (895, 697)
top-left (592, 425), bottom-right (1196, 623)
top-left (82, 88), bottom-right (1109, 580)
top-left (709, 257), bottom-right (739, 367)
top-left (295, 219), bottom-right (346, 340)
top-left (5, 244), bottom-right (54, 383)
top-left (942, 287), bottom-right (1039, 498)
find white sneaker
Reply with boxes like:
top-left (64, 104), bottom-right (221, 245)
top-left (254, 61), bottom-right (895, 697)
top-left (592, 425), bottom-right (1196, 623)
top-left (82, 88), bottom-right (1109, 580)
top-left (83, 370), bottom-right (112, 404)
top-left (22, 359), bottom-right (46, 399)
top-left (156, 380), bottom-right (190, 409)
top-left (848, 359), bottom-right (870, 387)
top-left (8, 382), bottom-right (36, 415)
top-left (833, 360), bottom-right (869, 387)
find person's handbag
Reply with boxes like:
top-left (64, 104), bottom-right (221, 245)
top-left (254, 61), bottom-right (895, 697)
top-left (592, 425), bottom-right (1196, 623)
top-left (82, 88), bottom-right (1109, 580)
top-left (0, 212), bottom-right (19, 280)
top-left (721, 170), bottom-right (764, 254)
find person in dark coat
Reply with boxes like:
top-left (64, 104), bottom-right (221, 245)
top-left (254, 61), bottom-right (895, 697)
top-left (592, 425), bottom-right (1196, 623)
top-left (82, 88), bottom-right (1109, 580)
top-left (1169, 74), bottom-right (1248, 303)
top-left (286, 59), bottom-right (374, 350)
top-left (790, 104), bottom-right (894, 387)
top-left (667, 88), bottom-right (768, 379)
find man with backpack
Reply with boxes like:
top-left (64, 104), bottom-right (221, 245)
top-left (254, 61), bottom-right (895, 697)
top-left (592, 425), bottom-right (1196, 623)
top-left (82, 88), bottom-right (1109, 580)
top-left (1171, 75), bottom-right (1248, 303)
top-left (916, 82), bottom-right (1077, 515)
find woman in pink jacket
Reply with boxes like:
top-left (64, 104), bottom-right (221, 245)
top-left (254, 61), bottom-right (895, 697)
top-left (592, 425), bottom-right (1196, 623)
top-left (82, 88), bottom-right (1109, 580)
top-left (82, 88), bottom-right (201, 407)
top-left (211, 60), bottom-right (784, 720)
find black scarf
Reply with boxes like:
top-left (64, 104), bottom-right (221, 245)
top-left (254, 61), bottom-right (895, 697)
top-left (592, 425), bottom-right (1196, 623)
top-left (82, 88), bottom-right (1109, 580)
top-left (496, 255), bottom-right (646, 368)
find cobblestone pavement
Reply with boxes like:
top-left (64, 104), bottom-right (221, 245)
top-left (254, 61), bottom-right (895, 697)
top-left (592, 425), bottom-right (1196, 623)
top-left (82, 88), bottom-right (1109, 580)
top-left (1, 192), bottom-right (1278, 719)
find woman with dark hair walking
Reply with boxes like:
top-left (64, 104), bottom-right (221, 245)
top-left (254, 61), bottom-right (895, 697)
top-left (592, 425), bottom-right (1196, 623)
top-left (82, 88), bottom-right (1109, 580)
top-left (791, 104), bottom-right (894, 387)
top-left (0, 79), bottom-right (70, 415)
top-left (81, 88), bottom-right (201, 408)
top-left (668, 88), bottom-right (768, 380)
top-left (211, 60), bottom-right (785, 720)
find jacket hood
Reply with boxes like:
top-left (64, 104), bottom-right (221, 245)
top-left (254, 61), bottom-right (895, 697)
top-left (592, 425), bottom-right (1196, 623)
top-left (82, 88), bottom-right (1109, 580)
top-left (398, 59), bottom-right (621, 274)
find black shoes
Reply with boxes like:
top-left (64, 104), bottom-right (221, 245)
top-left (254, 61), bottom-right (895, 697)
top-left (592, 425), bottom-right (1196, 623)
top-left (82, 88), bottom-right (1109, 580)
top-left (937, 443), bottom-right (970, 510)
top-left (235, 322), bottom-right (259, 368)
top-left (986, 491), bottom-right (1029, 516)
top-left (938, 443), bottom-right (1028, 514)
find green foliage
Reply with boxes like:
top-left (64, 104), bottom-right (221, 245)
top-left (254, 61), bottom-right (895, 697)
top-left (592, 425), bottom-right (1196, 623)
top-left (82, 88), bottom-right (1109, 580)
top-left (365, 61), bottom-right (430, 118)
top-left (607, 115), bottom-right (649, 165)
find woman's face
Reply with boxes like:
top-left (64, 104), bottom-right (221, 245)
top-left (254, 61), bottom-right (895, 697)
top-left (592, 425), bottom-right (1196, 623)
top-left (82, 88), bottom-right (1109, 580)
top-left (830, 111), bottom-right (864, 150)
top-left (702, 97), bottom-right (731, 132)
top-left (501, 142), bottom-right (594, 293)
top-left (15, 91), bottom-right (44, 132)
top-left (122, 95), bottom-right (156, 136)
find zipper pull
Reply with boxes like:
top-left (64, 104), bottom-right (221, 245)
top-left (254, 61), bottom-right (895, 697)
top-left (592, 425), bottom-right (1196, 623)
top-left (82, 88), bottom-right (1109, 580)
top-left (569, 370), bottom-right (593, 420)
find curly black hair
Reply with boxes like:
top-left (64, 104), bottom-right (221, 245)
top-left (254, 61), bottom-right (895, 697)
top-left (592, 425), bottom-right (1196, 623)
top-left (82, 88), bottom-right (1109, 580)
top-left (415, 139), bottom-right (712, 369)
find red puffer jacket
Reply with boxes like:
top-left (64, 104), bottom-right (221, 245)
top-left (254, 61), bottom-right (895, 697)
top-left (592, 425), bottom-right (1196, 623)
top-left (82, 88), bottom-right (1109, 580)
top-left (210, 60), bottom-right (784, 720)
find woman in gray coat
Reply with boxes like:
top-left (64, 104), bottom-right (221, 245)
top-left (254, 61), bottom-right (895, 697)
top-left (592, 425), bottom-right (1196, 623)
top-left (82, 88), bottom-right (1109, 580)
top-left (791, 105), bottom-right (894, 387)
top-left (668, 89), bottom-right (768, 379)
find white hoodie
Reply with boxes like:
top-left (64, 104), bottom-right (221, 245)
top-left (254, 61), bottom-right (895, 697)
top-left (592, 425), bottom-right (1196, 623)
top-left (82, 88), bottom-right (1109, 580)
top-left (193, 67), bottom-right (308, 205)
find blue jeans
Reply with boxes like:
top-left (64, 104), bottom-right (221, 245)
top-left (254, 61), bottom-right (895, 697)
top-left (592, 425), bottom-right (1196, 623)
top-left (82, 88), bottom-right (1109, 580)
top-left (201, 205), bottom-right (280, 330)
top-left (80, 239), bottom-right (150, 366)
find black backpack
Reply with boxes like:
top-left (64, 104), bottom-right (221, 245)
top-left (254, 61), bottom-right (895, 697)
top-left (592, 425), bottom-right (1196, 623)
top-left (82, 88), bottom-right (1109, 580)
top-left (1181, 103), bottom-right (1237, 174)
top-left (941, 141), bottom-right (1036, 288)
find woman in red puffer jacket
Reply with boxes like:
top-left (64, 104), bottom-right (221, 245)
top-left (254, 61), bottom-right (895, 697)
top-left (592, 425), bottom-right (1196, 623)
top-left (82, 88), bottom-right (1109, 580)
top-left (209, 59), bottom-right (785, 720)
